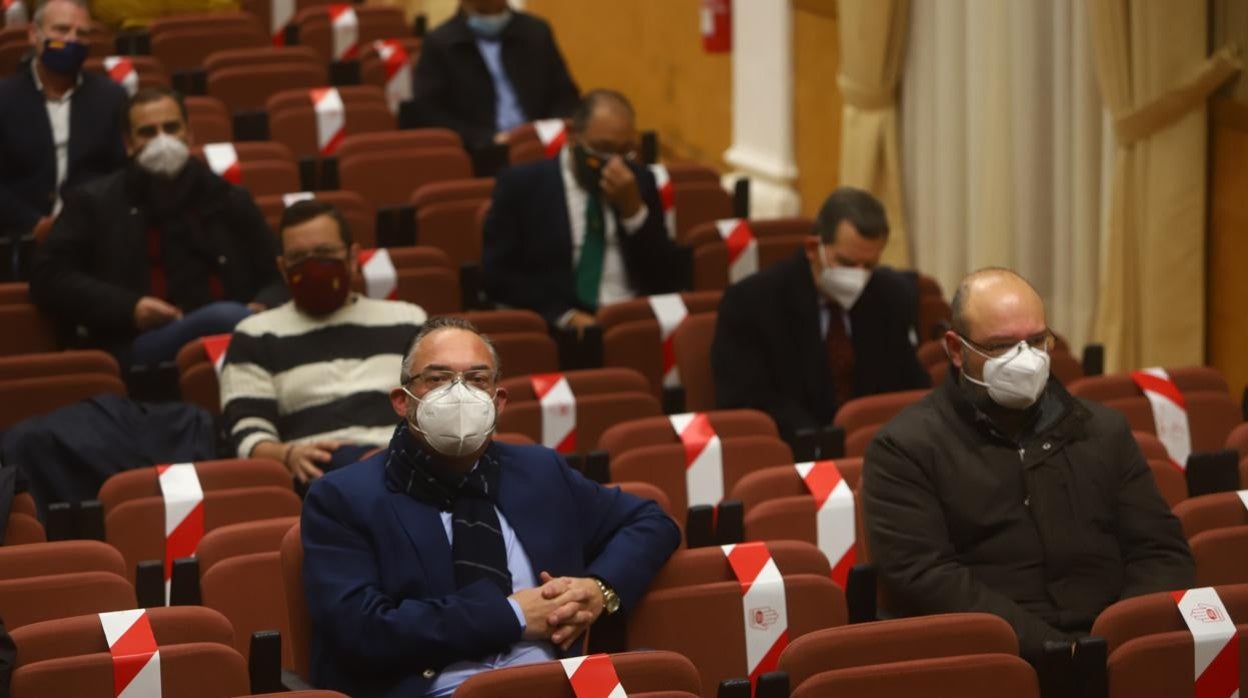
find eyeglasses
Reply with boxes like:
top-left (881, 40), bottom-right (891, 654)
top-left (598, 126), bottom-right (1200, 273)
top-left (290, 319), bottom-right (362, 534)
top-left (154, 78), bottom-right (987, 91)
top-left (960, 331), bottom-right (1055, 359)
top-left (408, 368), bottom-right (498, 391)
top-left (284, 244), bottom-right (347, 267)
top-left (580, 143), bottom-right (639, 165)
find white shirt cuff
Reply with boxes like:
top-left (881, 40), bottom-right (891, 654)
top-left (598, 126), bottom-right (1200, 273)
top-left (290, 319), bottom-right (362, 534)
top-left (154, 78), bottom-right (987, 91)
top-left (507, 597), bottom-right (526, 631)
top-left (619, 204), bottom-right (650, 235)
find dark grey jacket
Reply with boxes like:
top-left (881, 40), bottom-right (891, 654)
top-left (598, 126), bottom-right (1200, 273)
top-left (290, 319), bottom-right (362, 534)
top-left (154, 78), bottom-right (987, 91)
top-left (863, 372), bottom-right (1194, 659)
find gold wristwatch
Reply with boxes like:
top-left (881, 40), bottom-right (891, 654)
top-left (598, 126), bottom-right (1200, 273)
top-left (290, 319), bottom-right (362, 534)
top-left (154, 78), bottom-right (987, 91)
top-left (592, 576), bottom-right (621, 615)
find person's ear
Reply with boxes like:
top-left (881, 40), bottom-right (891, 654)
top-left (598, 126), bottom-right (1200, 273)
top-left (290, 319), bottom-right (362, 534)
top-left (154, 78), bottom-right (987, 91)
top-left (803, 236), bottom-right (821, 267)
top-left (348, 242), bottom-right (361, 272)
top-left (389, 386), bottom-right (409, 418)
top-left (493, 385), bottom-right (508, 416)
top-left (943, 330), bottom-right (964, 370)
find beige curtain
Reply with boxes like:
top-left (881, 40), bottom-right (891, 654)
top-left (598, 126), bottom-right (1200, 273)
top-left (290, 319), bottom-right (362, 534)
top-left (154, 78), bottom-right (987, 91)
top-left (1087, 0), bottom-right (1241, 371)
top-left (900, 0), bottom-right (1105, 353)
top-left (836, 0), bottom-right (910, 267)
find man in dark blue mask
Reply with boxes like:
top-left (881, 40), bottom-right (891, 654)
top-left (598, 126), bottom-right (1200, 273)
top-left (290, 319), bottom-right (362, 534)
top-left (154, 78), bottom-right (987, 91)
top-left (410, 0), bottom-right (581, 175)
top-left (0, 0), bottom-right (126, 278)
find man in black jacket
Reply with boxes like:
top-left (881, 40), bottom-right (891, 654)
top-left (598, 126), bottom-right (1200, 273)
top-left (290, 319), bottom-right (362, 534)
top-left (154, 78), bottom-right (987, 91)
top-left (410, 0), bottom-right (580, 175)
top-left (30, 87), bottom-right (283, 366)
top-left (481, 90), bottom-right (686, 329)
top-left (0, 0), bottom-right (126, 247)
top-left (711, 187), bottom-right (929, 446)
top-left (863, 268), bottom-right (1193, 661)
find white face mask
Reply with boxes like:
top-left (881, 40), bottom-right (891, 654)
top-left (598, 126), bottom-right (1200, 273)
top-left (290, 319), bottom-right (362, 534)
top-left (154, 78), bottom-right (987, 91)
top-left (136, 133), bottom-right (190, 179)
top-left (405, 381), bottom-right (497, 457)
top-left (817, 245), bottom-right (871, 309)
top-left (960, 338), bottom-right (1051, 409)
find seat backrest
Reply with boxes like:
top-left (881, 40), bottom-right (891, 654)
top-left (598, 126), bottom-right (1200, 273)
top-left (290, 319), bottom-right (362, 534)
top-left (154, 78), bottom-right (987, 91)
top-left (671, 183), bottom-right (734, 242)
top-left (392, 266), bottom-right (461, 314)
top-left (335, 129), bottom-right (463, 160)
top-left (338, 146), bottom-right (474, 210)
top-left (236, 159), bottom-right (304, 198)
top-left (3, 512), bottom-right (45, 545)
top-left (489, 332), bottom-right (560, 378)
top-left (0, 540), bottom-right (125, 581)
top-left (105, 486), bottom-right (303, 582)
top-left (0, 571), bottom-right (135, 629)
top-left (0, 350), bottom-right (118, 381)
top-left (1148, 459), bottom-right (1189, 509)
top-left (662, 162), bottom-right (722, 185)
top-left (280, 522), bottom-right (312, 680)
top-left (1090, 584), bottom-right (1248, 655)
top-left (1190, 526), bottom-right (1248, 587)
top-left (192, 140), bottom-right (295, 165)
top-left (98, 458), bottom-right (293, 516)
top-left (462, 309), bottom-right (547, 335)
top-left (196, 516), bottom-right (300, 574)
top-left (501, 368), bottom-right (652, 402)
top-left (239, 0), bottom-right (335, 41)
top-left (83, 55), bottom-right (170, 90)
top-left (833, 389), bottom-right (931, 435)
top-left (175, 340), bottom-right (221, 415)
top-left (0, 304), bottom-right (59, 355)
top-left (359, 36), bottom-right (422, 90)
top-left (777, 613), bottom-right (1018, 689)
top-left (597, 291), bottom-right (724, 333)
top-left (1103, 393), bottom-right (1243, 453)
top-left (727, 459), bottom-right (865, 510)
top-left (293, 5), bottom-right (408, 64)
top-left (266, 86), bottom-right (395, 158)
top-left (614, 481), bottom-right (677, 521)
top-left (0, 374), bottom-right (127, 431)
top-left (610, 436), bottom-right (794, 514)
top-left (672, 312), bottom-right (719, 412)
top-left (11, 642), bottom-right (249, 698)
top-left (1106, 626), bottom-right (1248, 698)
top-left (1135, 430), bottom-right (1169, 460)
top-left (203, 45), bottom-right (319, 74)
top-left (626, 575), bottom-right (847, 696)
top-left (453, 650), bottom-right (702, 698)
top-left (1068, 366), bottom-right (1230, 401)
top-left (505, 121), bottom-right (565, 165)
top-left (648, 541), bottom-right (831, 590)
top-left (744, 491), bottom-right (871, 565)
top-left (10, 606), bottom-right (234, 667)
top-left (208, 63), bottom-right (328, 113)
top-left (256, 190), bottom-right (377, 249)
top-left (412, 177), bottom-right (495, 208)
top-left (185, 95), bottom-right (233, 143)
top-left (497, 393), bottom-right (663, 453)
top-left (1229, 423), bottom-right (1248, 458)
top-left (791, 654), bottom-right (1038, 698)
top-left (597, 408), bottom-right (778, 461)
top-left (691, 237), bottom-right (806, 291)
top-left (202, 550), bottom-right (294, 668)
top-left (152, 21), bottom-right (268, 73)
top-left (414, 199), bottom-right (487, 268)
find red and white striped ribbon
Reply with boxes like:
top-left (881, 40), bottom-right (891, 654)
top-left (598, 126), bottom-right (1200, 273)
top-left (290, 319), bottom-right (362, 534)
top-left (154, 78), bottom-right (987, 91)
top-left (372, 39), bottom-right (413, 115)
top-left (202, 143), bottom-right (241, 185)
top-left (1131, 367), bottom-right (1192, 470)
top-left (647, 294), bottom-right (688, 388)
top-left (156, 463), bottom-right (204, 604)
top-left (357, 248), bottom-right (398, 300)
top-left (200, 334), bottom-right (232, 377)
top-left (328, 4), bottom-right (360, 60)
top-left (721, 542), bottom-right (789, 689)
top-left (715, 218), bottom-right (758, 282)
top-left (282, 191), bottom-right (316, 207)
top-left (1238, 490), bottom-right (1248, 511)
top-left (794, 460), bottom-right (856, 589)
top-left (647, 164), bottom-right (677, 238)
top-left (669, 412), bottom-right (723, 508)
top-left (103, 56), bottom-right (138, 97)
top-left (270, 0), bottom-right (295, 44)
top-left (99, 609), bottom-right (161, 698)
top-left (531, 373), bottom-right (576, 453)
top-left (534, 119), bottom-right (567, 159)
top-left (1170, 587), bottom-right (1239, 697)
top-left (310, 87), bottom-right (347, 156)
top-left (559, 654), bottom-right (628, 698)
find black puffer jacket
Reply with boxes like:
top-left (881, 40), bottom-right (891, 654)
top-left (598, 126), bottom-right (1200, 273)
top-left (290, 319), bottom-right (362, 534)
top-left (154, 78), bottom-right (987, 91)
top-left (863, 372), bottom-right (1194, 659)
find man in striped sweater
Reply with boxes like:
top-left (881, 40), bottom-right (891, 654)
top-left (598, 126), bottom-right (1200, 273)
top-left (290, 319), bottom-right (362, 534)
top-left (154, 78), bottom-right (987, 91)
top-left (219, 200), bottom-right (427, 483)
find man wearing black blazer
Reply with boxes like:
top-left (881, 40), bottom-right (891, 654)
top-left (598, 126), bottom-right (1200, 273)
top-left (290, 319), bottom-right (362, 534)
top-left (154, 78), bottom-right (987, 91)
top-left (711, 188), bottom-right (930, 447)
top-left (482, 90), bottom-right (687, 329)
top-left (0, 0), bottom-right (126, 242)
top-left (410, 0), bottom-right (579, 175)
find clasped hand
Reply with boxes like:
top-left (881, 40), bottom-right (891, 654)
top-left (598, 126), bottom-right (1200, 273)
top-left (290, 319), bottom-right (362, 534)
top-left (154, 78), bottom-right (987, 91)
top-left (510, 571), bottom-right (606, 650)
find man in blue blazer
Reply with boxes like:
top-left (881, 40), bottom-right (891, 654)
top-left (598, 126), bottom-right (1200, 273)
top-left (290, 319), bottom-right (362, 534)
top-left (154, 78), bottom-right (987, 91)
top-left (0, 0), bottom-right (126, 241)
top-left (481, 89), bottom-right (689, 330)
top-left (301, 316), bottom-right (682, 698)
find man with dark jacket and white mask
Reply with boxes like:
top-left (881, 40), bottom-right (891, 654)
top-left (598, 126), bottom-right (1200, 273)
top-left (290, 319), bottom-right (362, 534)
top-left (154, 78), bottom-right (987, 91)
top-left (711, 187), bottom-right (930, 448)
top-left (31, 86), bottom-right (283, 368)
top-left (863, 267), bottom-right (1194, 662)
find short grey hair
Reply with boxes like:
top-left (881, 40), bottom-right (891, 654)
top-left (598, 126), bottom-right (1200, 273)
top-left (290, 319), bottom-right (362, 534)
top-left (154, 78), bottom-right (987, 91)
top-left (399, 316), bottom-right (502, 385)
top-left (33, 0), bottom-right (90, 27)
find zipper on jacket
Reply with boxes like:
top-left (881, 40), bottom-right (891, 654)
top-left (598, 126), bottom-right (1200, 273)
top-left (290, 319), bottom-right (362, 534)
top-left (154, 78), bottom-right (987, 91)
top-left (1019, 447), bottom-right (1030, 507)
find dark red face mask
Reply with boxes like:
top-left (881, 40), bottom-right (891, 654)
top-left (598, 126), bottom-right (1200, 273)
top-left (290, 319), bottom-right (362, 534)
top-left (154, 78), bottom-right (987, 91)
top-left (287, 257), bottom-right (351, 316)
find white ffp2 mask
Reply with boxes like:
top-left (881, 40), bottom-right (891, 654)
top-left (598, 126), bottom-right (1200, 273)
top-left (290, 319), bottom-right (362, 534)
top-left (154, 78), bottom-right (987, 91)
top-left (406, 381), bottom-right (497, 457)
top-left (960, 339), bottom-right (1051, 409)
top-left (817, 246), bottom-right (871, 309)
top-left (136, 133), bottom-right (190, 179)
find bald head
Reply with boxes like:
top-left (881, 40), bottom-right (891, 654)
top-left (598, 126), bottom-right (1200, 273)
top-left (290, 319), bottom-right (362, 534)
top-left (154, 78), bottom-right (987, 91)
top-left (949, 268), bottom-right (1046, 345)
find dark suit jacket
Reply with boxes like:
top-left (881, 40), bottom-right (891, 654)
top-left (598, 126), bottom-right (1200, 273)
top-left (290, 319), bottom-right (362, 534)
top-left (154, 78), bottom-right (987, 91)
top-left (410, 11), bottom-right (579, 157)
top-left (301, 439), bottom-right (681, 698)
top-left (0, 62), bottom-right (127, 234)
top-left (711, 250), bottom-right (930, 443)
top-left (481, 156), bottom-right (689, 325)
top-left (29, 160), bottom-right (283, 353)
